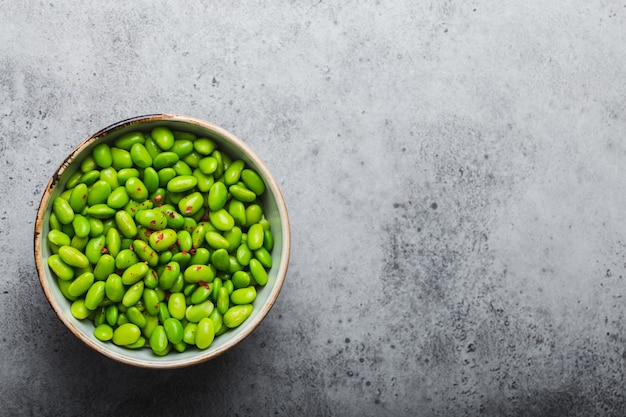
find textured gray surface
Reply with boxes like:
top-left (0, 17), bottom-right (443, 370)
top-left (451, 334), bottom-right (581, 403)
top-left (2, 0), bottom-right (626, 416)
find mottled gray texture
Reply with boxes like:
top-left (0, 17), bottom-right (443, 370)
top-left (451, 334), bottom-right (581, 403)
top-left (2, 0), bottom-right (626, 416)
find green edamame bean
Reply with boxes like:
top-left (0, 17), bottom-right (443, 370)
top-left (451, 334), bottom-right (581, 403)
top-left (207, 182), bottom-right (228, 211)
top-left (144, 136), bottom-right (161, 159)
top-left (105, 227), bottom-right (121, 257)
top-left (143, 314), bottom-right (159, 338)
top-left (69, 183), bottom-right (89, 213)
top-left (143, 288), bottom-right (160, 316)
top-left (172, 160), bottom-right (192, 176)
top-left (183, 264), bottom-right (215, 283)
top-left (247, 223), bottom-right (265, 251)
top-left (122, 281), bottom-right (144, 308)
top-left (105, 273), bottom-right (125, 302)
top-left (229, 184), bottom-right (256, 203)
top-left (193, 169), bottom-right (214, 193)
top-left (249, 259), bottom-right (268, 286)
top-left (107, 186), bottom-right (130, 209)
top-left (117, 168), bottom-right (141, 184)
top-left (70, 299), bottom-right (90, 319)
top-left (176, 230), bottom-right (192, 252)
top-left (48, 229), bottom-right (71, 247)
top-left (185, 300), bottom-right (215, 323)
top-left (230, 286), bottom-right (256, 305)
top-left (178, 191), bottom-right (204, 216)
top-left (157, 167), bottom-right (177, 187)
top-left (195, 317), bottom-right (215, 349)
top-left (93, 254), bottom-right (116, 281)
top-left (159, 261), bottom-right (180, 290)
top-left (240, 169), bottom-right (266, 195)
top-left (133, 239), bottom-right (159, 267)
top-left (81, 155), bottom-right (98, 173)
top-left (48, 254), bottom-right (74, 280)
top-left (125, 177), bottom-right (148, 202)
top-left (93, 323), bottom-right (114, 341)
top-left (224, 160), bottom-right (245, 186)
top-left (117, 312), bottom-right (129, 326)
top-left (115, 210), bottom-right (137, 239)
top-left (105, 304), bottom-right (119, 326)
top-left (68, 271), bottom-right (95, 298)
top-left (157, 302), bottom-right (171, 324)
top-left (212, 150), bottom-right (224, 179)
top-left (194, 138), bottom-right (216, 155)
top-left (79, 170), bottom-right (101, 186)
top-left (85, 281), bottom-right (106, 310)
top-left (88, 217), bottom-right (104, 237)
top-left (92, 143), bottom-right (113, 169)
top-left (263, 229), bottom-right (274, 251)
top-left (58, 245), bottom-right (89, 268)
top-left (152, 126), bottom-right (175, 150)
top-left (191, 223), bottom-right (206, 249)
top-left (126, 306), bottom-right (147, 328)
top-left (144, 268), bottom-right (159, 289)
top-left (164, 317), bottom-right (184, 344)
top-left (111, 147), bottom-right (133, 170)
top-left (53, 197), bottom-right (75, 225)
top-left (142, 167), bottom-right (159, 193)
top-left (122, 262), bottom-right (149, 285)
top-left (86, 204), bottom-right (116, 219)
top-left (244, 204), bottom-right (263, 227)
top-left (135, 208), bottom-right (167, 231)
top-left (114, 131), bottom-right (145, 150)
top-left (115, 248), bottom-right (139, 269)
top-left (112, 323), bottom-right (142, 346)
top-left (72, 214), bottom-right (91, 238)
top-left (210, 308), bottom-right (223, 334)
top-left (224, 227), bottom-right (243, 252)
top-left (236, 243), bottom-right (253, 266)
top-left (65, 171), bottom-right (83, 190)
top-left (232, 270), bottom-right (251, 289)
top-left (205, 231), bottom-right (230, 250)
top-left (99, 167), bottom-right (119, 189)
top-left (130, 143), bottom-right (152, 168)
top-left (209, 209), bottom-right (235, 232)
top-left (210, 277), bottom-right (222, 302)
top-left (255, 247), bottom-right (273, 268)
top-left (190, 247), bottom-right (210, 266)
top-left (223, 304), bottom-right (253, 328)
top-left (170, 139), bottom-right (194, 157)
top-left (87, 180), bottom-right (112, 206)
top-left (149, 325), bottom-right (169, 353)
top-left (182, 151), bottom-right (202, 168)
top-left (57, 278), bottom-right (75, 300)
top-left (191, 282), bottom-right (212, 305)
top-left (228, 199), bottom-right (246, 226)
top-left (216, 287), bottom-right (229, 314)
top-left (149, 228), bottom-right (178, 251)
top-left (183, 322), bottom-right (197, 345)
top-left (198, 156), bottom-right (218, 175)
top-left (223, 278), bottom-right (234, 295)
top-left (153, 151), bottom-right (179, 170)
top-left (168, 292), bottom-right (186, 320)
top-left (211, 249), bottom-right (230, 272)
top-left (167, 175), bottom-right (197, 193)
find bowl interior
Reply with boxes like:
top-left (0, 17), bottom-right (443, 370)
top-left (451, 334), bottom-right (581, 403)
top-left (35, 114), bottom-right (290, 368)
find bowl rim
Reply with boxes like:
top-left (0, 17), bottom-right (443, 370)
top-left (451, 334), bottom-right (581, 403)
top-left (34, 113), bottom-right (290, 369)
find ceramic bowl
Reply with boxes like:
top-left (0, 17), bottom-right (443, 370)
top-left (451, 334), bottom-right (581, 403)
top-left (34, 114), bottom-right (290, 368)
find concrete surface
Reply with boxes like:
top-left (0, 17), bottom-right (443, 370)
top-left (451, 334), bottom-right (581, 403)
top-left (2, 0), bottom-right (626, 416)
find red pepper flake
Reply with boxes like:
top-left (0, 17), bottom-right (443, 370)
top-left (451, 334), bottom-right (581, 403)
top-left (166, 265), bottom-right (172, 271)
top-left (195, 266), bottom-right (202, 271)
top-left (203, 282), bottom-right (211, 290)
top-left (150, 220), bottom-right (156, 225)
top-left (154, 304), bottom-right (159, 310)
top-left (129, 244), bottom-right (134, 251)
top-left (155, 195), bottom-right (163, 202)
top-left (168, 212), bottom-right (175, 218)
top-left (181, 250), bottom-right (188, 255)
top-left (156, 233), bottom-right (164, 242)
top-left (189, 248), bottom-right (196, 255)
top-left (101, 247), bottom-right (108, 254)
top-left (201, 214), bottom-right (208, 221)
top-left (185, 205), bottom-right (193, 214)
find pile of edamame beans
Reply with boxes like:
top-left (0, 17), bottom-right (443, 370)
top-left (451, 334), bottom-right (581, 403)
top-left (46, 126), bottom-right (274, 356)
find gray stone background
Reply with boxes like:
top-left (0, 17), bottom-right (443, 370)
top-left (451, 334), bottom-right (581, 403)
top-left (2, 0), bottom-right (626, 416)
